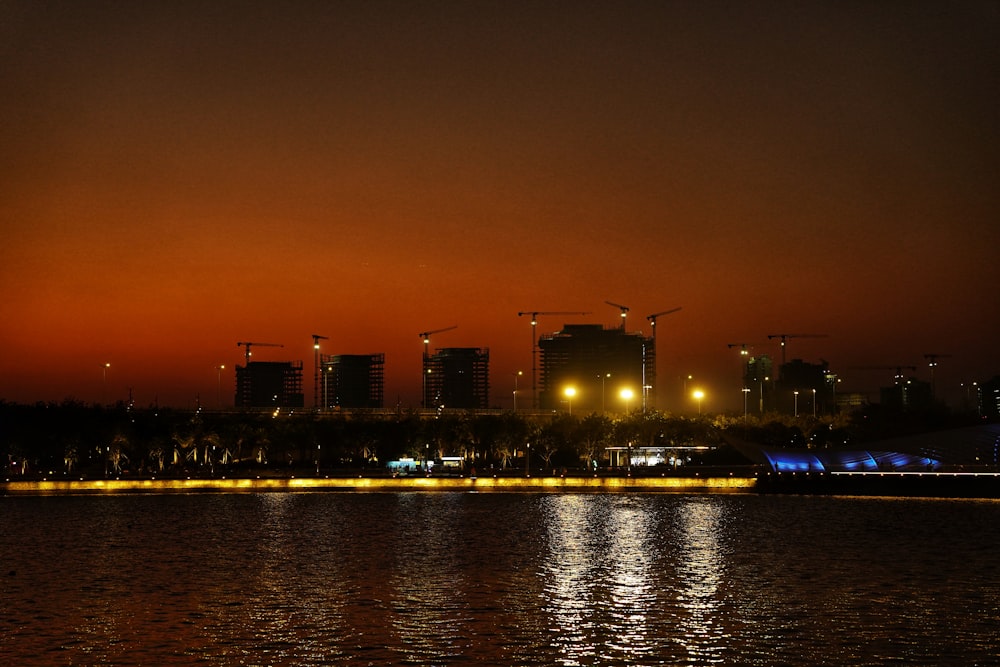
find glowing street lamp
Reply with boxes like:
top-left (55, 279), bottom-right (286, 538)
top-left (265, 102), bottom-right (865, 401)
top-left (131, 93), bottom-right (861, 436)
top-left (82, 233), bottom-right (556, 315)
top-left (794, 390), bottom-right (800, 417)
top-left (692, 389), bottom-right (705, 415)
top-left (619, 387), bottom-right (634, 415)
top-left (215, 365), bottom-right (225, 409)
top-left (101, 363), bottom-right (110, 405)
top-left (513, 370), bottom-right (523, 411)
top-left (564, 386), bottom-right (577, 415)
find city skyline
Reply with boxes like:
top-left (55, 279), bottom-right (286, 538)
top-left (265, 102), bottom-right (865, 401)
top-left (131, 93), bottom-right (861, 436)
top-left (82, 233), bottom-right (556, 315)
top-left (2, 1), bottom-right (998, 410)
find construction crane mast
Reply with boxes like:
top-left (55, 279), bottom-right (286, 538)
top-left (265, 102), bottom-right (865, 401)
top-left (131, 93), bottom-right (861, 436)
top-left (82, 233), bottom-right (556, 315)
top-left (517, 310), bottom-right (590, 409)
top-left (645, 307), bottom-right (681, 409)
top-left (923, 353), bottom-right (952, 398)
top-left (605, 301), bottom-right (630, 330)
top-left (766, 333), bottom-right (829, 368)
top-left (312, 334), bottom-right (329, 409)
top-left (418, 326), bottom-right (457, 408)
top-left (236, 341), bottom-right (284, 366)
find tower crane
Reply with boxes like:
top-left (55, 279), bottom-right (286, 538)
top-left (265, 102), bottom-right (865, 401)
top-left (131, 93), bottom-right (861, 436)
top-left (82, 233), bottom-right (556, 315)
top-left (312, 334), bottom-right (329, 409)
top-left (517, 310), bottom-right (591, 409)
top-left (236, 341), bottom-right (283, 366)
top-left (645, 307), bottom-right (681, 409)
top-left (923, 353), bottom-right (952, 398)
top-left (766, 333), bottom-right (829, 367)
top-left (418, 326), bottom-right (457, 358)
top-left (418, 326), bottom-right (457, 409)
top-left (605, 301), bottom-right (630, 330)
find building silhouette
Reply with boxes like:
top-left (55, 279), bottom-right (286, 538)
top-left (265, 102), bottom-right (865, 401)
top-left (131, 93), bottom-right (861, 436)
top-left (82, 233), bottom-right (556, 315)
top-left (422, 347), bottom-right (490, 410)
top-left (321, 354), bottom-right (385, 409)
top-left (235, 361), bottom-right (304, 408)
top-left (537, 324), bottom-right (652, 413)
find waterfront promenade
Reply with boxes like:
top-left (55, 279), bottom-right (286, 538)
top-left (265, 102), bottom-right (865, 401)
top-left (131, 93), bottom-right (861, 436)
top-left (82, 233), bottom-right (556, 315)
top-left (0, 472), bottom-right (756, 495)
top-left (5, 469), bottom-right (1000, 497)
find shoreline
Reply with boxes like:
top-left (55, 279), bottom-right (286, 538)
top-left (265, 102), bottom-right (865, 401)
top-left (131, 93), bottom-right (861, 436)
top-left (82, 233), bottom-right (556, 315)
top-left (5, 471), bottom-right (1000, 497)
top-left (1, 474), bottom-right (755, 495)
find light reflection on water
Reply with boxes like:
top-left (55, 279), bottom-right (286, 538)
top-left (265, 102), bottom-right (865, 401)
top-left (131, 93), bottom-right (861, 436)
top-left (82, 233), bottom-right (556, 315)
top-left (2, 493), bottom-right (1000, 665)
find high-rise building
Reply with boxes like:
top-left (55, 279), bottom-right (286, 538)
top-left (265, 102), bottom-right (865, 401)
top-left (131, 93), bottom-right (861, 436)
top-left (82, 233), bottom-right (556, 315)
top-left (235, 361), bottom-right (304, 408)
top-left (537, 324), bottom-right (652, 413)
top-left (423, 347), bottom-right (490, 410)
top-left (321, 354), bottom-right (385, 409)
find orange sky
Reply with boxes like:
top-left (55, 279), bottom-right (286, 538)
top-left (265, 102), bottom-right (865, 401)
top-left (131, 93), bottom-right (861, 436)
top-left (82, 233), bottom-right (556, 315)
top-left (2, 1), bottom-right (998, 411)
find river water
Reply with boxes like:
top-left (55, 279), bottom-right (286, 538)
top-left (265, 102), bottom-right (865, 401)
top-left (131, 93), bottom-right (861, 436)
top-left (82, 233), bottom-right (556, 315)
top-left (1, 492), bottom-right (998, 666)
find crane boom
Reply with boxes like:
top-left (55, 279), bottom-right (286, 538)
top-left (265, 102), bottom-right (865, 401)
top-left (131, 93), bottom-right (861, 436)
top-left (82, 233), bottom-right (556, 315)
top-left (647, 307), bottom-right (681, 323)
top-left (236, 341), bottom-right (284, 365)
top-left (605, 301), bottom-right (629, 330)
top-left (418, 325), bottom-right (458, 342)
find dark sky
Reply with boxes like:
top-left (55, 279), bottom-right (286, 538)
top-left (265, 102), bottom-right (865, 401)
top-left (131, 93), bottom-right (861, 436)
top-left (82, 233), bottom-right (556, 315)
top-left (2, 0), bottom-right (998, 411)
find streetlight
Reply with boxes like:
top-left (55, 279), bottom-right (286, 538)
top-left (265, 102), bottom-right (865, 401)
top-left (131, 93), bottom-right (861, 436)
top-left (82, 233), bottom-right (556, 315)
top-left (742, 387), bottom-right (751, 423)
top-left (599, 373), bottom-right (610, 413)
top-left (794, 390), bottom-right (800, 417)
top-left (526, 442), bottom-right (531, 477)
top-left (564, 386), bottom-right (576, 415)
top-left (812, 388), bottom-right (817, 418)
top-left (619, 387), bottom-right (634, 415)
top-left (101, 363), bottom-right (110, 405)
top-left (692, 389), bottom-right (704, 415)
top-left (512, 371), bottom-right (523, 411)
top-left (216, 365), bottom-right (225, 409)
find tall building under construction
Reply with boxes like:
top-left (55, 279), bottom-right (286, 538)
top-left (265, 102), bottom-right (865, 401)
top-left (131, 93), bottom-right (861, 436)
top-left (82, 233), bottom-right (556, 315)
top-left (321, 353), bottom-right (385, 409)
top-left (235, 361), bottom-right (304, 408)
top-left (423, 347), bottom-right (490, 410)
top-left (538, 324), bottom-right (653, 413)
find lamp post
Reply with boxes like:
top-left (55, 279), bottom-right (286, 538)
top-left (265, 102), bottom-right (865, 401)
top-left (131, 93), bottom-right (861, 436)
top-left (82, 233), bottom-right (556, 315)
top-left (513, 371), bottom-right (522, 411)
top-left (812, 388), bottom-right (817, 418)
top-left (324, 365), bottom-right (332, 410)
top-left (794, 390), bottom-right (800, 417)
top-left (216, 365), bottom-right (225, 409)
top-left (742, 387), bottom-right (751, 423)
top-left (563, 386), bottom-right (577, 415)
top-left (101, 363), bottom-right (110, 405)
top-left (526, 442), bottom-right (531, 477)
top-left (599, 373), bottom-right (610, 413)
top-left (620, 387), bottom-right (634, 415)
top-left (692, 389), bottom-right (704, 415)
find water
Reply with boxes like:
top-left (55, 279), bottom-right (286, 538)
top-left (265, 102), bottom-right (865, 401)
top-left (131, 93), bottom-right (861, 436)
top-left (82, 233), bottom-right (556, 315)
top-left (2, 492), bottom-right (998, 666)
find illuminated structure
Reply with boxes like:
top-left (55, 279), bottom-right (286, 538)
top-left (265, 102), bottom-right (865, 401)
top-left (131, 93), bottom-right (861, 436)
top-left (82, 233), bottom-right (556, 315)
top-left (537, 324), bottom-right (651, 413)
top-left (422, 347), bottom-right (490, 410)
top-left (235, 361), bottom-right (304, 408)
top-left (321, 354), bottom-right (385, 409)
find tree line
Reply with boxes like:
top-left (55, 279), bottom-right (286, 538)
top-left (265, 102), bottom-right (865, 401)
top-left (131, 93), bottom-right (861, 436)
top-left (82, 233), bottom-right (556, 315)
top-left (0, 398), bottom-right (980, 478)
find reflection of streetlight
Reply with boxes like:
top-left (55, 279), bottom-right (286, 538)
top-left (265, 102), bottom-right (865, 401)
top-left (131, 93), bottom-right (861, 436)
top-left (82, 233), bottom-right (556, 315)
top-left (564, 386), bottom-right (576, 415)
top-left (692, 389), bottom-right (705, 415)
top-left (620, 388), bottom-right (634, 415)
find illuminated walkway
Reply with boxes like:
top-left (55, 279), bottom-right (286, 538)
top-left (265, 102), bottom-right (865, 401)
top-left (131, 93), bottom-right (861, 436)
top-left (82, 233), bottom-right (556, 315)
top-left (1, 474), bottom-right (755, 495)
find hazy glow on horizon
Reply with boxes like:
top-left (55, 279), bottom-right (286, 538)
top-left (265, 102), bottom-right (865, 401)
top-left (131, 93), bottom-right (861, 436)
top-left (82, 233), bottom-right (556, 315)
top-left (1, 1), bottom-right (997, 410)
